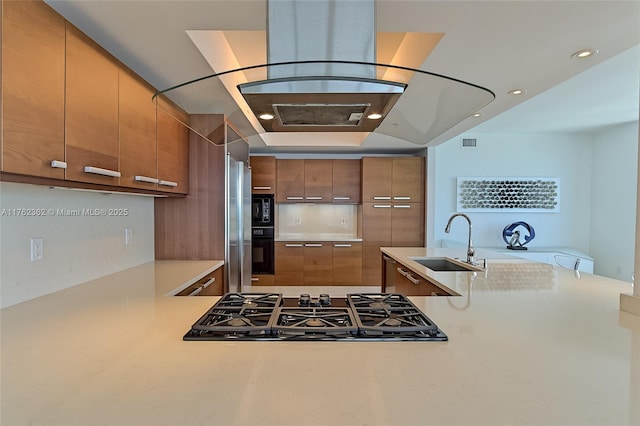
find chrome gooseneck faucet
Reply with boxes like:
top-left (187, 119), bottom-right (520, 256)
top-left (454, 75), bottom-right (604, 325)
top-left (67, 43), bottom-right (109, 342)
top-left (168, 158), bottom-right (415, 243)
top-left (445, 213), bottom-right (477, 265)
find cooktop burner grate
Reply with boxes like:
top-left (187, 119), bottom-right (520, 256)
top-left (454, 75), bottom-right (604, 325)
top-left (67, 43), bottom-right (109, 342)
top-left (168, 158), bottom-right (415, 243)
top-left (184, 293), bottom-right (447, 341)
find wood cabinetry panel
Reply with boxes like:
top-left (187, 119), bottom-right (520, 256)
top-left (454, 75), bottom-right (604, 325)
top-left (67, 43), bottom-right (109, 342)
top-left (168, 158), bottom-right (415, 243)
top-left (2, 0), bottom-right (65, 179)
top-left (394, 265), bottom-right (450, 296)
top-left (250, 156), bottom-right (276, 194)
top-left (333, 242), bottom-right (362, 285)
top-left (332, 159), bottom-right (361, 203)
top-left (362, 203), bottom-right (392, 242)
top-left (391, 203), bottom-right (424, 246)
top-left (304, 159), bottom-right (332, 201)
top-left (392, 157), bottom-right (424, 202)
top-left (251, 274), bottom-right (275, 286)
top-left (119, 68), bottom-right (157, 189)
top-left (275, 242), bottom-right (304, 285)
top-left (362, 241), bottom-right (385, 286)
top-left (361, 157), bottom-right (392, 201)
top-left (276, 159), bottom-right (305, 202)
top-left (157, 107), bottom-right (189, 194)
top-left (65, 24), bottom-right (119, 185)
top-left (304, 243), bottom-right (333, 285)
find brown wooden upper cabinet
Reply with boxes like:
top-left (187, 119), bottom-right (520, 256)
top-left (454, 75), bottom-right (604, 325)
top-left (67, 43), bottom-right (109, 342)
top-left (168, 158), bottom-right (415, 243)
top-left (361, 157), bottom-right (424, 203)
top-left (276, 159), bottom-right (359, 203)
top-left (276, 159), bottom-right (305, 202)
top-left (65, 24), bottom-right (120, 185)
top-left (250, 156), bottom-right (276, 194)
top-left (119, 68), bottom-right (158, 190)
top-left (1, 0), bottom-right (66, 179)
top-left (304, 159), bottom-right (333, 202)
top-left (332, 159), bottom-right (361, 203)
top-left (156, 98), bottom-right (190, 195)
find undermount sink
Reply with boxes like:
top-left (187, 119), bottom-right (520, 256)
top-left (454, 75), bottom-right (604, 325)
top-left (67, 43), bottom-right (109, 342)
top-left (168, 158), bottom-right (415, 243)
top-left (411, 257), bottom-right (478, 272)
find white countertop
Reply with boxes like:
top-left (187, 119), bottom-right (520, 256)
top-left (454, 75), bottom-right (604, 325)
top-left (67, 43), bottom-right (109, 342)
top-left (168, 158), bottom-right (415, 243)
top-left (2, 254), bottom-right (639, 426)
top-left (276, 233), bottom-right (362, 242)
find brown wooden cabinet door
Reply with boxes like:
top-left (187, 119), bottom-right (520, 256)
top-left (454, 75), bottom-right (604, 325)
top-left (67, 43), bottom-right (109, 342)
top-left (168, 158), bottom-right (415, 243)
top-left (361, 157), bottom-right (392, 202)
top-left (119, 68), bottom-right (157, 190)
top-left (2, 0), bottom-right (66, 178)
top-left (65, 24), bottom-right (120, 185)
top-left (304, 243), bottom-right (333, 285)
top-left (304, 159), bottom-right (332, 202)
top-left (332, 159), bottom-right (361, 203)
top-left (250, 156), bottom-right (276, 194)
top-left (275, 242), bottom-right (304, 285)
top-left (362, 203), bottom-right (392, 242)
top-left (276, 159), bottom-right (305, 202)
top-left (394, 264), bottom-right (448, 296)
top-left (362, 241), bottom-right (385, 286)
top-left (392, 157), bottom-right (424, 203)
top-left (157, 107), bottom-right (189, 194)
top-left (333, 242), bottom-right (362, 285)
top-left (199, 267), bottom-right (224, 296)
top-left (391, 203), bottom-right (424, 246)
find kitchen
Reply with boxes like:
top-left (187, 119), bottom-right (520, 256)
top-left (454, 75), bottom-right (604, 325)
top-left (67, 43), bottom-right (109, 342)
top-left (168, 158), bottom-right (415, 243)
top-left (2, 0), bottom-right (640, 425)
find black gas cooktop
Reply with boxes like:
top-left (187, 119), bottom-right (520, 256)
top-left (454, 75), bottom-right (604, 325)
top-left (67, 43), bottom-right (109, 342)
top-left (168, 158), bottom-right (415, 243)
top-left (183, 293), bottom-right (447, 341)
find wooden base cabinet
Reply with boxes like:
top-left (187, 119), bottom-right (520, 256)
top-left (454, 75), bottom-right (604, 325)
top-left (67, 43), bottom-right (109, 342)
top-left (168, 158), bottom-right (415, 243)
top-left (275, 242), bottom-right (304, 285)
top-left (394, 263), bottom-right (454, 296)
top-left (175, 267), bottom-right (224, 296)
top-left (303, 242), bottom-right (333, 285)
top-left (333, 242), bottom-right (362, 285)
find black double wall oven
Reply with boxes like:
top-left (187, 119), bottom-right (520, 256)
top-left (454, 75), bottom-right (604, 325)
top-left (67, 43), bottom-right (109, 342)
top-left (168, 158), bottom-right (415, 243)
top-left (251, 194), bottom-right (274, 275)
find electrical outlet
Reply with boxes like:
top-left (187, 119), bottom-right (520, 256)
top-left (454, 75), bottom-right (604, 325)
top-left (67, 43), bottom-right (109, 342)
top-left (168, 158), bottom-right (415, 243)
top-left (125, 228), bottom-right (133, 245)
top-left (30, 238), bottom-right (43, 261)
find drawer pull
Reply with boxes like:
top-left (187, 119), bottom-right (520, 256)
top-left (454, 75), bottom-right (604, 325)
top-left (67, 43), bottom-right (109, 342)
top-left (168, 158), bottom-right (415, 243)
top-left (373, 196), bottom-right (391, 200)
top-left (305, 243), bottom-right (323, 247)
top-left (134, 175), bottom-right (159, 184)
top-left (334, 244), bottom-right (352, 248)
top-left (393, 196), bottom-right (412, 200)
top-left (253, 186), bottom-right (272, 190)
top-left (397, 267), bottom-right (408, 277)
top-left (188, 286), bottom-right (203, 296)
top-left (159, 180), bottom-right (178, 187)
top-left (305, 196), bottom-right (323, 200)
top-left (251, 277), bottom-right (259, 282)
top-left (286, 196), bottom-right (304, 200)
top-left (84, 166), bottom-right (121, 178)
top-left (393, 205), bottom-right (411, 209)
top-left (201, 278), bottom-right (215, 289)
top-left (50, 160), bottom-right (67, 169)
top-left (373, 204), bottom-right (392, 208)
top-left (285, 243), bottom-right (303, 247)
top-left (406, 274), bottom-right (420, 285)
top-left (333, 196), bottom-right (351, 200)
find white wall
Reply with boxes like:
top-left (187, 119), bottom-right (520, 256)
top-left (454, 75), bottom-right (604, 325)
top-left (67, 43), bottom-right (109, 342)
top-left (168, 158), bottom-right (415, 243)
top-left (430, 132), bottom-right (593, 253)
top-left (0, 182), bottom-right (155, 308)
top-left (590, 122), bottom-right (638, 281)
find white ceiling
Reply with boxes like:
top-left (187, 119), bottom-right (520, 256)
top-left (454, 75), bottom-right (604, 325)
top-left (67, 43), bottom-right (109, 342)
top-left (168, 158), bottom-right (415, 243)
top-left (45, 0), bottom-right (640, 153)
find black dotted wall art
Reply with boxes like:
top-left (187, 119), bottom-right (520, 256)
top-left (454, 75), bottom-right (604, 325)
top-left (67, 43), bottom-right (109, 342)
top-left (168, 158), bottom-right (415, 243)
top-left (457, 177), bottom-right (560, 212)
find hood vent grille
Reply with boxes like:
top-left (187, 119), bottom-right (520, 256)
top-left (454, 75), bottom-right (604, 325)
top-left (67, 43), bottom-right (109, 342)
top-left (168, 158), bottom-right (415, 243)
top-left (274, 103), bottom-right (369, 127)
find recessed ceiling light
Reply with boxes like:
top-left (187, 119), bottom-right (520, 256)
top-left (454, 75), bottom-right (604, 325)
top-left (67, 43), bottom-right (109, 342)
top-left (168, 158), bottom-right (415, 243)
top-left (571, 49), bottom-right (598, 59)
top-left (367, 113), bottom-right (383, 119)
top-left (259, 113), bottom-right (274, 120)
top-left (508, 89), bottom-right (526, 96)
top-left (472, 113), bottom-right (481, 117)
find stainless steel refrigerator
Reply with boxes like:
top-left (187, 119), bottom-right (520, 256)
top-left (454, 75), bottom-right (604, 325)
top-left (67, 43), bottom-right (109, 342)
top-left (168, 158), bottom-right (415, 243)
top-left (225, 138), bottom-right (251, 293)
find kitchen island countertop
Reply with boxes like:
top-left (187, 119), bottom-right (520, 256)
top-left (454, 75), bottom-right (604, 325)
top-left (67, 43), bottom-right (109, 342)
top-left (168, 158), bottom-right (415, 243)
top-left (1, 253), bottom-right (639, 426)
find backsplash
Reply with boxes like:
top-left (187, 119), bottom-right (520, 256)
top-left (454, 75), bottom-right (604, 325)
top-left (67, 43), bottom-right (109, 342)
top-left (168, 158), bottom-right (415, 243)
top-left (277, 204), bottom-right (358, 238)
top-left (0, 182), bottom-right (155, 308)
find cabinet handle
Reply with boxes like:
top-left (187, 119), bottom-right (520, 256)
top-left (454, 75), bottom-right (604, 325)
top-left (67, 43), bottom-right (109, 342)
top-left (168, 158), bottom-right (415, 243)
top-left (134, 175), bottom-right (159, 184)
top-left (253, 186), bottom-right (272, 190)
top-left (373, 196), bottom-right (391, 200)
top-left (84, 166), bottom-right (121, 178)
top-left (393, 205), bottom-right (411, 209)
top-left (285, 243), bottom-right (303, 247)
top-left (201, 277), bottom-right (215, 289)
top-left (158, 180), bottom-right (178, 187)
top-left (305, 196), bottom-right (323, 200)
top-left (406, 273), bottom-right (420, 285)
top-left (304, 243), bottom-right (323, 247)
top-left (188, 286), bottom-right (203, 296)
top-left (286, 196), bottom-right (304, 200)
top-left (251, 277), bottom-right (259, 282)
top-left (397, 267), bottom-right (408, 277)
top-left (373, 205), bottom-right (392, 208)
top-left (50, 160), bottom-right (68, 169)
top-left (333, 196), bottom-right (351, 200)
top-left (393, 196), bottom-right (412, 200)
top-left (334, 244), bottom-right (352, 248)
